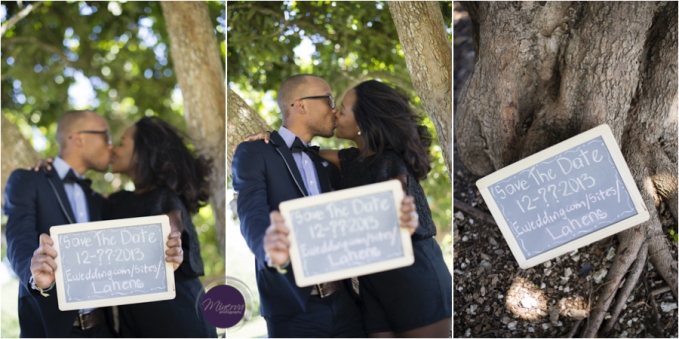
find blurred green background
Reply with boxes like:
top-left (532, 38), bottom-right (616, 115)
top-left (226, 1), bottom-right (452, 336)
top-left (1, 1), bottom-right (225, 337)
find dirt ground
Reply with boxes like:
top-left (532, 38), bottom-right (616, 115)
top-left (452, 3), bottom-right (679, 338)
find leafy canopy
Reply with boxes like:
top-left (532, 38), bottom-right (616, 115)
top-left (227, 1), bottom-right (453, 233)
top-left (1, 0), bottom-right (226, 279)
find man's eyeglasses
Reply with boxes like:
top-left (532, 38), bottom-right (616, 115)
top-left (78, 130), bottom-right (112, 145)
top-left (291, 95), bottom-right (336, 109)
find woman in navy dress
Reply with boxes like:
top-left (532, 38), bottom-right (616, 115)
top-left (103, 117), bottom-right (217, 338)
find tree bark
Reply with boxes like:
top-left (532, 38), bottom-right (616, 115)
top-left (1, 115), bottom-right (40, 206)
top-left (389, 1), bottom-right (453, 178)
top-left (161, 2), bottom-right (226, 254)
top-left (456, 1), bottom-right (677, 336)
top-left (226, 88), bottom-right (272, 175)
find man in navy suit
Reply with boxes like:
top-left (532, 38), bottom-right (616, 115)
top-left (232, 75), bottom-right (419, 337)
top-left (4, 110), bottom-right (117, 337)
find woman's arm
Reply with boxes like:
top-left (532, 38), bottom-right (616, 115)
top-left (319, 150), bottom-right (340, 169)
top-left (243, 131), bottom-right (343, 169)
top-left (387, 173), bottom-right (408, 192)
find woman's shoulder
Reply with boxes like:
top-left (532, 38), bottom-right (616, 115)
top-left (151, 187), bottom-right (187, 213)
top-left (338, 147), bottom-right (360, 161)
top-left (107, 190), bottom-right (133, 203)
top-left (375, 149), bottom-right (406, 166)
top-left (113, 187), bottom-right (183, 210)
top-left (377, 148), bottom-right (403, 160)
top-left (147, 186), bottom-right (176, 197)
top-left (373, 149), bottom-right (410, 180)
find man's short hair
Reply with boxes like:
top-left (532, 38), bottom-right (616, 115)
top-left (56, 110), bottom-right (94, 148)
top-left (277, 74), bottom-right (318, 119)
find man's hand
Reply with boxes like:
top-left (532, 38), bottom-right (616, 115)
top-left (165, 231), bottom-right (183, 271)
top-left (264, 211), bottom-right (291, 266)
top-left (400, 195), bottom-right (419, 236)
top-left (30, 234), bottom-right (58, 289)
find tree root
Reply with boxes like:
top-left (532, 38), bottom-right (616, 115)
top-left (600, 242), bottom-right (648, 336)
top-left (644, 275), bottom-right (665, 337)
top-left (566, 319), bottom-right (583, 338)
top-left (453, 198), bottom-right (497, 226)
top-left (652, 286), bottom-right (671, 297)
top-left (581, 140), bottom-right (676, 337)
top-left (646, 230), bottom-right (678, 301)
top-left (581, 226), bottom-right (645, 337)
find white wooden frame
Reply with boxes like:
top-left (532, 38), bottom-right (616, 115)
top-left (279, 180), bottom-right (413, 287)
top-left (476, 124), bottom-right (649, 269)
top-left (51, 215), bottom-right (175, 311)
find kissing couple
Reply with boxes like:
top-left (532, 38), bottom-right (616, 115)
top-left (233, 75), bottom-right (452, 338)
top-left (5, 112), bottom-right (217, 337)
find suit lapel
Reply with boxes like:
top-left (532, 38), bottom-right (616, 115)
top-left (270, 131), bottom-right (309, 197)
top-left (43, 168), bottom-right (76, 224)
top-left (87, 192), bottom-right (101, 222)
top-left (311, 158), bottom-right (332, 193)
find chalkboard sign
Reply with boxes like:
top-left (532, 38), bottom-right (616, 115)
top-left (279, 180), bottom-right (414, 287)
top-left (477, 124), bottom-right (649, 269)
top-left (51, 215), bottom-right (175, 311)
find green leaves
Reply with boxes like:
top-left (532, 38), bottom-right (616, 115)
top-left (227, 1), bottom-right (453, 234)
top-left (2, 1), bottom-right (225, 143)
top-left (1, 1), bottom-right (226, 279)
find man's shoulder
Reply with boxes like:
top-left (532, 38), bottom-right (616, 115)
top-left (4, 169), bottom-right (45, 200)
top-left (235, 131), bottom-right (284, 152)
top-left (233, 139), bottom-right (283, 163)
top-left (234, 139), bottom-right (268, 153)
top-left (7, 168), bottom-right (46, 183)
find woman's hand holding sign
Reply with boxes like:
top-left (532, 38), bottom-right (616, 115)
top-left (165, 210), bottom-right (184, 271)
top-left (400, 195), bottom-right (418, 236)
top-left (165, 231), bottom-right (183, 271)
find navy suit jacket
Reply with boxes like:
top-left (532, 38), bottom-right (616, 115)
top-left (3, 167), bottom-right (112, 337)
top-left (232, 131), bottom-right (337, 317)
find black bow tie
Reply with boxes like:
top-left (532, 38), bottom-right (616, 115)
top-left (63, 169), bottom-right (92, 193)
top-left (290, 137), bottom-right (320, 157)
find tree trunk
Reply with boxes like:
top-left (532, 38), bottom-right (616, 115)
top-left (161, 2), bottom-right (226, 254)
top-left (456, 1), bottom-right (677, 336)
top-left (1, 115), bottom-right (40, 206)
top-left (226, 88), bottom-right (272, 175)
top-left (389, 1), bottom-right (453, 178)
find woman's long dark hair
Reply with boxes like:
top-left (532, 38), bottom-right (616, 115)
top-left (353, 80), bottom-right (433, 180)
top-left (132, 117), bottom-right (211, 215)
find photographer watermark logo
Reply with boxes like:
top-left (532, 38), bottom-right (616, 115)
top-left (198, 276), bottom-right (254, 331)
top-left (201, 285), bottom-right (246, 328)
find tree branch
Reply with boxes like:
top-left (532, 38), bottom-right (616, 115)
top-left (1, 2), bottom-right (43, 36)
top-left (1, 36), bottom-right (80, 81)
top-left (2, 36), bottom-right (66, 58)
top-left (227, 3), bottom-right (328, 45)
top-left (453, 198), bottom-right (497, 226)
top-left (229, 25), bottom-right (285, 45)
